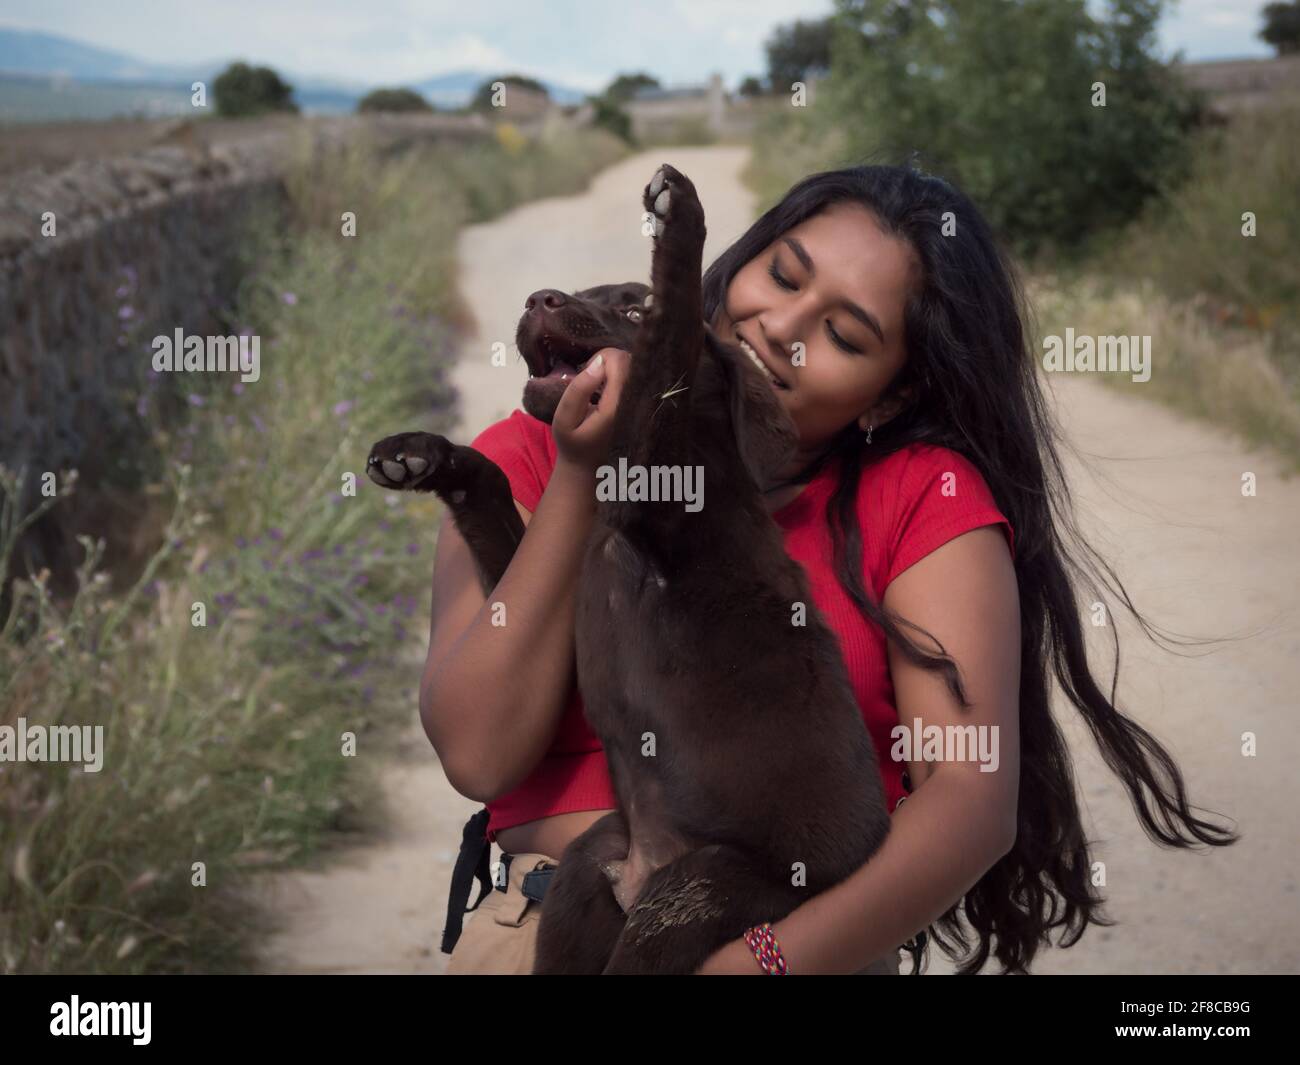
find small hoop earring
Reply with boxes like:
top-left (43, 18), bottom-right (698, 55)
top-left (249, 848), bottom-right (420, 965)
top-left (863, 423), bottom-right (873, 445)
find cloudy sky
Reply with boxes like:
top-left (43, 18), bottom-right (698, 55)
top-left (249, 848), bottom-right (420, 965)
top-left (0, 0), bottom-right (1276, 90)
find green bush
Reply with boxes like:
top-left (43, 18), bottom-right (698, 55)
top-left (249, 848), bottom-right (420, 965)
top-left (214, 62), bottom-right (299, 118)
top-left (822, 0), bottom-right (1203, 256)
top-left (357, 88), bottom-right (434, 114)
top-left (590, 94), bottom-right (634, 144)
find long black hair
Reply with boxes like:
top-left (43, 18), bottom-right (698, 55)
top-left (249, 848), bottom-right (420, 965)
top-left (701, 163), bottom-right (1239, 974)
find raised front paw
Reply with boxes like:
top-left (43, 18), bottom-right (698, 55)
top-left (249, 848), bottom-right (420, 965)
top-left (643, 163), bottom-right (705, 243)
top-left (366, 431), bottom-right (453, 491)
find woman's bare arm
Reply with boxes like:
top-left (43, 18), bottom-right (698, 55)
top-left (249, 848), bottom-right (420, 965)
top-left (421, 462), bottom-right (598, 801)
top-left (419, 349), bottom-right (630, 802)
top-left (700, 524), bottom-right (1021, 973)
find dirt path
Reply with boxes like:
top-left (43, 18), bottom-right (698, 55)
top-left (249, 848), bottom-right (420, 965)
top-left (257, 145), bottom-right (1299, 974)
top-left (255, 146), bottom-right (759, 973)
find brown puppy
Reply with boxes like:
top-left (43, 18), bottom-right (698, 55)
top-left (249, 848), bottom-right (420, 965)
top-left (368, 164), bottom-right (890, 974)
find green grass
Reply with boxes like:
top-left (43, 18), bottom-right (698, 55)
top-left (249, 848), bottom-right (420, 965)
top-left (0, 122), bottom-right (632, 973)
top-left (1038, 104), bottom-right (1300, 469)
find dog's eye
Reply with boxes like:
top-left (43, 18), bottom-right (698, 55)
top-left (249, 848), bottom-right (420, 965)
top-left (626, 308), bottom-right (642, 322)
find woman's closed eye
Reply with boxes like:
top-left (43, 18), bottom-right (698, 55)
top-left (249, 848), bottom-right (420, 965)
top-left (767, 260), bottom-right (865, 355)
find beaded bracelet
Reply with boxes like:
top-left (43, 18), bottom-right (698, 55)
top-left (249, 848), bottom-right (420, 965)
top-left (743, 922), bottom-right (789, 974)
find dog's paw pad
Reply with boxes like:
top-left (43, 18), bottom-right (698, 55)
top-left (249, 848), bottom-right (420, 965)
top-left (643, 164), bottom-right (701, 245)
top-left (648, 166), bottom-right (667, 198)
top-left (366, 432), bottom-right (450, 491)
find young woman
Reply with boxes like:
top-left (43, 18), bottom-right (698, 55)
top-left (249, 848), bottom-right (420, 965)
top-left (425, 164), bottom-right (1237, 976)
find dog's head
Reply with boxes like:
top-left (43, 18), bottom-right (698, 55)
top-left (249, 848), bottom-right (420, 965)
top-left (514, 280), bottom-right (798, 488)
top-left (516, 282), bottom-right (650, 423)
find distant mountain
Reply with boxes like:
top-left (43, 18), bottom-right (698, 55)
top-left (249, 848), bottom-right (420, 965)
top-left (0, 26), bottom-right (595, 119)
top-left (0, 27), bottom-right (216, 82)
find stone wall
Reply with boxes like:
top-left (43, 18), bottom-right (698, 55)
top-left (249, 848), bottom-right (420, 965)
top-left (0, 114), bottom-right (490, 586)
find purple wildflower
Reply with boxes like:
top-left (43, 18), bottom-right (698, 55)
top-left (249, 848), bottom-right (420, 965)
top-left (187, 393), bottom-right (205, 407)
top-left (282, 292), bottom-right (298, 305)
top-left (332, 400), bottom-right (354, 417)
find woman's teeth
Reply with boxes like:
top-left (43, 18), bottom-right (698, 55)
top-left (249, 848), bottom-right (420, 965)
top-left (737, 337), bottom-right (785, 388)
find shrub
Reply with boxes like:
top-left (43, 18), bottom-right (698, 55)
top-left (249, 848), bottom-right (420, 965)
top-left (822, 0), bottom-right (1203, 256)
top-left (214, 62), bottom-right (299, 118)
top-left (357, 88), bottom-right (433, 114)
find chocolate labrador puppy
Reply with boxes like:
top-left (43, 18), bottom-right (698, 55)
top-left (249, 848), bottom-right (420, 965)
top-left (367, 164), bottom-right (890, 974)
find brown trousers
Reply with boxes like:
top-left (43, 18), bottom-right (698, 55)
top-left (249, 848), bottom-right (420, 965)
top-left (446, 851), bottom-right (903, 975)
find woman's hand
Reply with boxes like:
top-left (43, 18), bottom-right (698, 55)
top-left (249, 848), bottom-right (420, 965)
top-left (552, 347), bottom-right (631, 474)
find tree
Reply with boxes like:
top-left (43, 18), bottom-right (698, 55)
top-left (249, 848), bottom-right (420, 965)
top-left (604, 72), bottom-right (660, 102)
top-left (589, 93), bottom-right (634, 143)
top-left (213, 62), bottom-right (298, 118)
top-left (738, 76), bottom-right (766, 97)
top-left (358, 88), bottom-right (434, 113)
top-left (766, 17), bottom-right (836, 93)
top-left (468, 74), bottom-right (549, 112)
top-left (1260, 1), bottom-right (1300, 55)
top-left (824, 0), bottom-right (1203, 255)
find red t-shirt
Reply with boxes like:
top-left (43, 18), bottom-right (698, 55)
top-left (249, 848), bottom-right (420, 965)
top-left (468, 409), bottom-right (1016, 845)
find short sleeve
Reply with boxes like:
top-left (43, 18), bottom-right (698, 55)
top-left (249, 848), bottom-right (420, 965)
top-left (468, 410), bottom-right (554, 513)
top-left (883, 446), bottom-right (1015, 589)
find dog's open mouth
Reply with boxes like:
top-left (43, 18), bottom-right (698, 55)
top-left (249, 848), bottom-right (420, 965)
top-left (530, 333), bottom-right (600, 381)
top-left (520, 331), bottom-right (606, 411)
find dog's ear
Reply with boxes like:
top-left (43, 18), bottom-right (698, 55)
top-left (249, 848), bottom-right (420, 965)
top-left (705, 332), bottom-right (798, 489)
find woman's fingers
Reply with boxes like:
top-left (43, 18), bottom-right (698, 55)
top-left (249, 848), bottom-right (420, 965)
top-left (554, 347), bottom-right (630, 440)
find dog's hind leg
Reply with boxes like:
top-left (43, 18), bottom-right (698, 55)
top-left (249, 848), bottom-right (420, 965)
top-left (532, 812), bottom-right (632, 975)
top-left (366, 431), bottom-right (524, 595)
top-left (602, 845), bottom-right (800, 975)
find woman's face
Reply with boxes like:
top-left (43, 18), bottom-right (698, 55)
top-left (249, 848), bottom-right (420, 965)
top-left (711, 202), bottom-right (918, 466)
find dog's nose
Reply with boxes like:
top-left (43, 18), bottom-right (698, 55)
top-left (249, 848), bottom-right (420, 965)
top-left (525, 289), bottom-right (567, 313)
